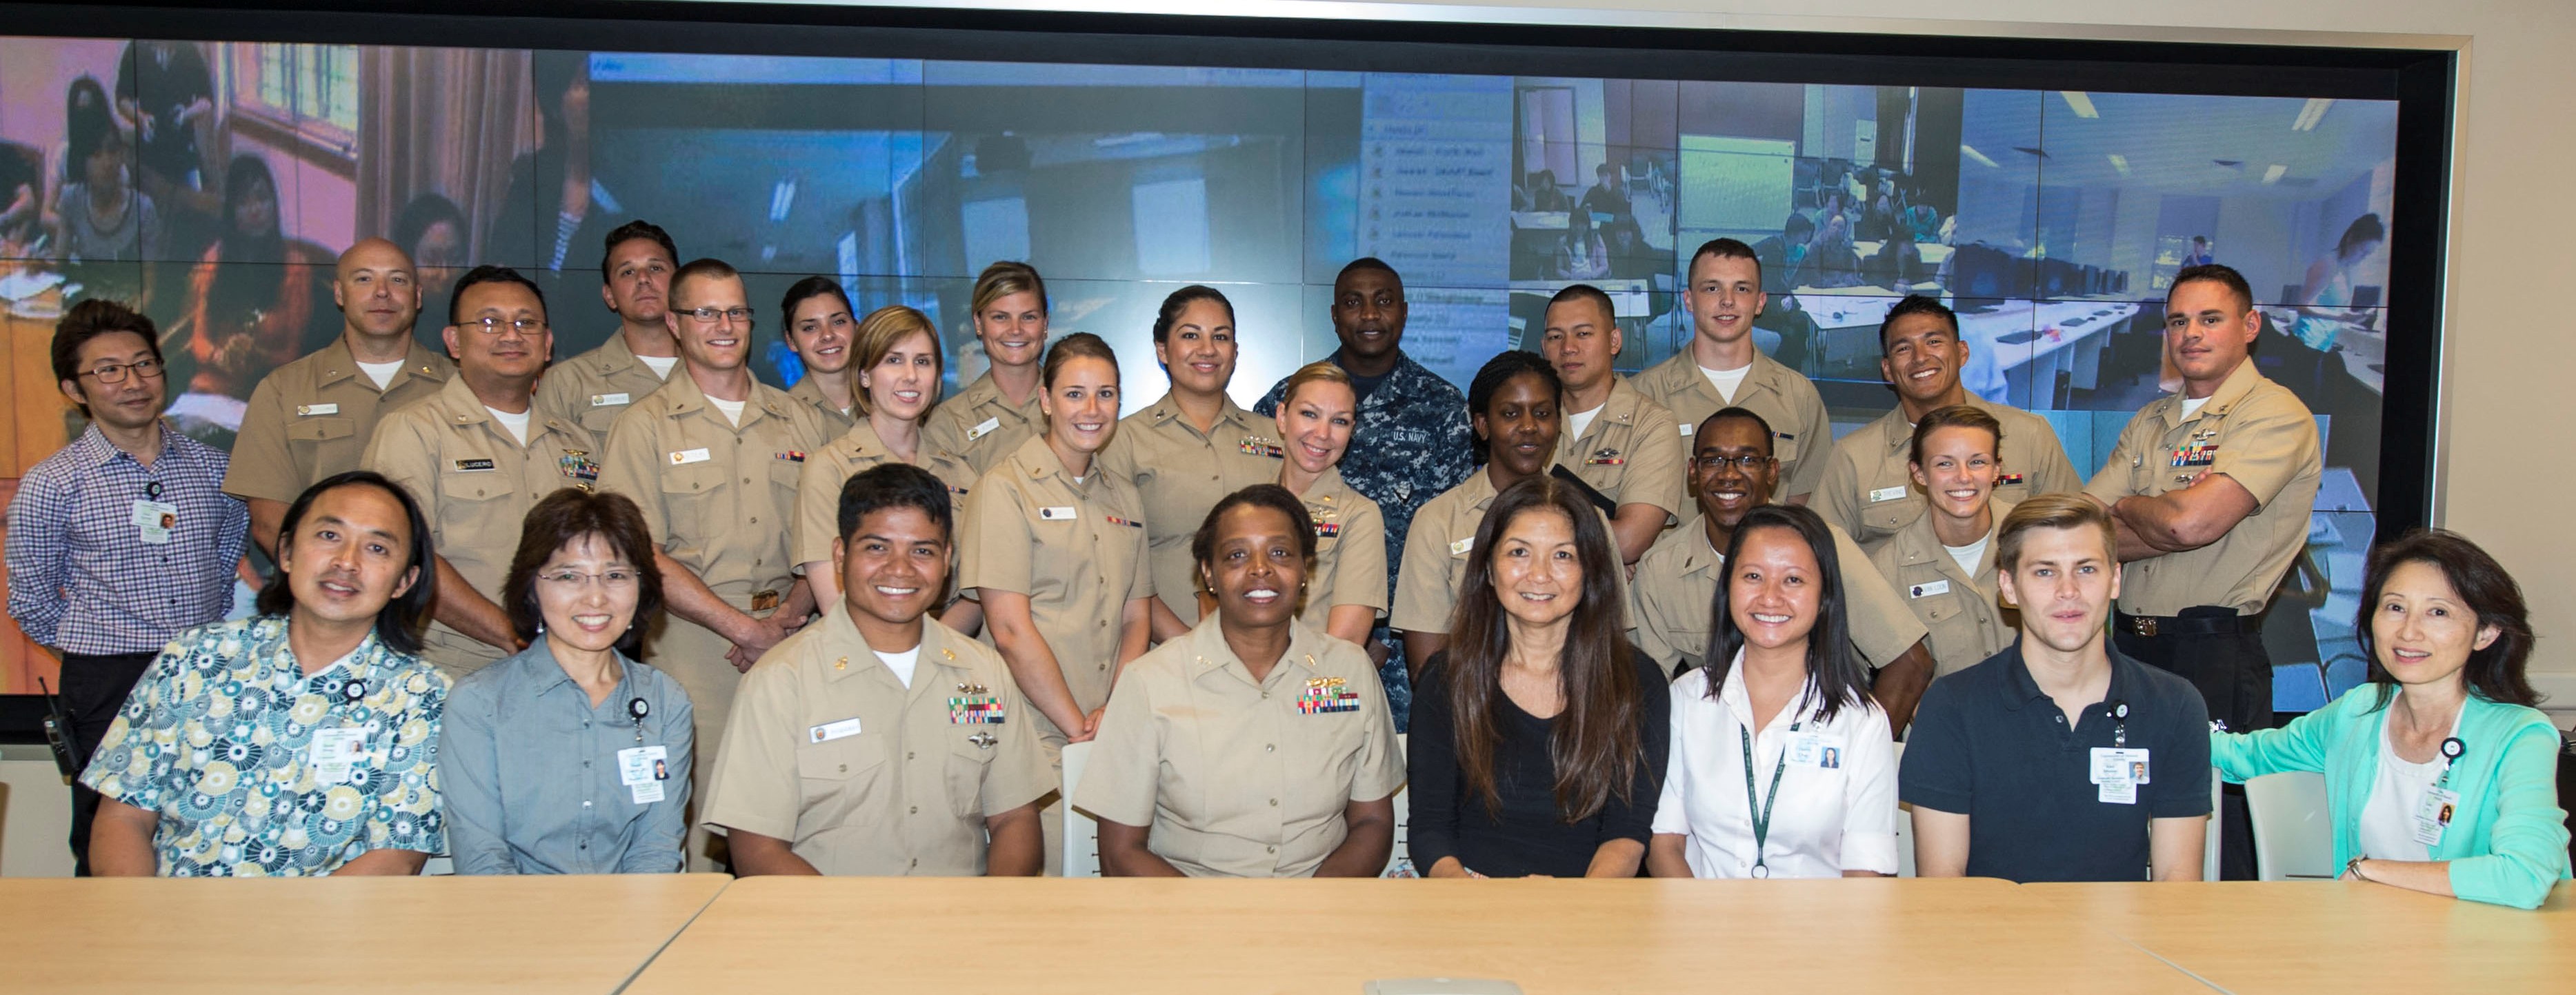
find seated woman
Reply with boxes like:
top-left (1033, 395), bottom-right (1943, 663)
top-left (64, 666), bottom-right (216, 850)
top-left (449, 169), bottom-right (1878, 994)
top-left (439, 488), bottom-right (693, 874)
top-left (1076, 485), bottom-right (1404, 877)
top-left (1409, 475), bottom-right (1668, 878)
top-left (2213, 530), bottom-right (2571, 908)
top-left (1868, 405), bottom-right (2016, 678)
top-left (1649, 504), bottom-right (1898, 878)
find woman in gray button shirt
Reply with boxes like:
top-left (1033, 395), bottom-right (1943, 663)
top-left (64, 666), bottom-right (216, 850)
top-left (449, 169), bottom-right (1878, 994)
top-left (439, 488), bottom-right (694, 874)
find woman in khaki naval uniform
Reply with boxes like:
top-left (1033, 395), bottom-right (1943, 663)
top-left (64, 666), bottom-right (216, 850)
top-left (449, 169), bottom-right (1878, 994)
top-left (1101, 285), bottom-right (1286, 641)
top-left (922, 261), bottom-right (1051, 476)
top-left (1269, 362), bottom-right (1387, 650)
top-left (1076, 485), bottom-right (1403, 877)
top-left (792, 305), bottom-right (980, 628)
top-left (778, 277), bottom-right (860, 433)
top-left (1869, 405), bottom-right (2017, 678)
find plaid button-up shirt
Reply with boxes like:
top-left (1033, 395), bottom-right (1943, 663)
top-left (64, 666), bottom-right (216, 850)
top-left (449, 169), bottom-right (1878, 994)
top-left (6, 423), bottom-right (248, 655)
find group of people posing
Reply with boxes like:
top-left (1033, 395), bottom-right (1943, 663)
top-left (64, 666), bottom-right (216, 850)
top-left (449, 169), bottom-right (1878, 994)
top-left (8, 219), bottom-right (2566, 907)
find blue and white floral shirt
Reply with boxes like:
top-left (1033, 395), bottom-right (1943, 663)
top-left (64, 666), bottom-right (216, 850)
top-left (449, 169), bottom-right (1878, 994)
top-left (80, 616), bottom-right (450, 876)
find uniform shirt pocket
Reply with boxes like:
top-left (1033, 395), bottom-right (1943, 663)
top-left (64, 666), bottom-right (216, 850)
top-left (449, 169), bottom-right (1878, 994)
top-left (942, 739), bottom-right (999, 818)
top-left (287, 416), bottom-right (358, 472)
top-left (796, 734), bottom-right (889, 825)
top-left (1861, 494), bottom-right (1916, 536)
top-left (658, 461), bottom-right (727, 541)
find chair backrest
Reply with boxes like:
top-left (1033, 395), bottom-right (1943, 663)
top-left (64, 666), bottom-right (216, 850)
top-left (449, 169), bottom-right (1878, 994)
top-left (1384, 734), bottom-right (1414, 877)
top-left (1891, 741), bottom-right (1916, 878)
top-left (2203, 767), bottom-right (2223, 882)
top-left (2244, 770), bottom-right (2336, 880)
top-left (1060, 741), bottom-right (1100, 878)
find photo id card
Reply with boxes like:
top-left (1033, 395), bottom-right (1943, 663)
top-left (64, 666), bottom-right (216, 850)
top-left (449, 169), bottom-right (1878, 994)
top-left (619, 745), bottom-right (670, 805)
top-left (2412, 785), bottom-right (2461, 847)
top-left (310, 728), bottom-right (368, 786)
top-left (131, 499), bottom-right (179, 545)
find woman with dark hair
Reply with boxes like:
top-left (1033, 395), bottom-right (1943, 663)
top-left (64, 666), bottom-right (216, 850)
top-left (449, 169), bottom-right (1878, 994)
top-left (2293, 212), bottom-right (2386, 351)
top-left (1408, 475), bottom-right (1666, 878)
top-left (439, 488), bottom-right (693, 875)
top-left (46, 76), bottom-right (160, 264)
top-left (391, 192), bottom-right (468, 331)
top-left (177, 154), bottom-right (330, 413)
top-left (779, 276), bottom-right (860, 431)
top-left (488, 50), bottom-right (621, 273)
top-left (1869, 404), bottom-right (2017, 678)
top-left (1077, 484), bottom-right (1403, 877)
top-left (1648, 503), bottom-right (1897, 878)
top-left (2213, 530), bottom-right (2570, 908)
top-left (1393, 350), bottom-right (1566, 665)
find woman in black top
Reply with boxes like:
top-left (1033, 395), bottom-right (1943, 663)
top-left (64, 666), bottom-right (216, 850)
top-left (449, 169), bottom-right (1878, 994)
top-left (1410, 474), bottom-right (1669, 877)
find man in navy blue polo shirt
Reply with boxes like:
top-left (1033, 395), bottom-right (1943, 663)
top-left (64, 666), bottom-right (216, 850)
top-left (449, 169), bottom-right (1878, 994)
top-left (1899, 494), bottom-right (2210, 882)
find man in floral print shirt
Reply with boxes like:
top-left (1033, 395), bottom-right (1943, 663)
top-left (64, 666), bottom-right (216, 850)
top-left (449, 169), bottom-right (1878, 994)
top-left (1255, 259), bottom-right (1475, 727)
top-left (83, 472), bottom-right (448, 876)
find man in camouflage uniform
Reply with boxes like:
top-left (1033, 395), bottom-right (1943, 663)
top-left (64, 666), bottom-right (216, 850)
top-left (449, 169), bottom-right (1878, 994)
top-left (1255, 258), bottom-right (1474, 727)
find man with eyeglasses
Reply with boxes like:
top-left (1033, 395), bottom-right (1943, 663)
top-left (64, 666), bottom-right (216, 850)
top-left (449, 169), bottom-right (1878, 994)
top-left (598, 257), bottom-right (829, 870)
top-left (363, 265), bottom-right (595, 677)
top-left (1625, 407), bottom-right (1938, 734)
top-left (7, 299), bottom-right (247, 875)
top-left (537, 220), bottom-right (686, 445)
top-left (226, 238), bottom-right (455, 558)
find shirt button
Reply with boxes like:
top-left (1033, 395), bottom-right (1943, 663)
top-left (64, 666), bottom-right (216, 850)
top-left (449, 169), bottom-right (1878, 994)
top-left (839, 763), bottom-right (848, 772)
top-left (1267, 845), bottom-right (1277, 854)
top-left (750, 517), bottom-right (758, 524)
top-left (907, 752), bottom-right (916, 760)
top-left (1268, 798), bottom-right (1279, 807)
top-left (1265, 744), bottom-right (1275, 753)
top-left (910, 805), bottom-right (919, 814)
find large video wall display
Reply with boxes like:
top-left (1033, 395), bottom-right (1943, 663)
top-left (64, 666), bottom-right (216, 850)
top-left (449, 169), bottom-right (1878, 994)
top-left (0, 38), bottom-right (2404, 708)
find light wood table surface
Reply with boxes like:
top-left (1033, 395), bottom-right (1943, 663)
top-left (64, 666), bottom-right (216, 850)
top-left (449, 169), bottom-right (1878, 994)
top-left (2030, 881), bottom-right (2576, 993)
top-left (626, 876), bottom-right (2208, 994)
top-left (0, 873), bottom-right (729, 993)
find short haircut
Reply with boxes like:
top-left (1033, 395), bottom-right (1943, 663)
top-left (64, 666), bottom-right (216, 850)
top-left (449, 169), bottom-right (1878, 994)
top-left (1277, 361), bottom-right (1354, 410)
top-left (1908, 403), bottom-right (2004, 469)
top-left (1697, 406), bottom-right (1776, 456)
top-left (850, 305), bottom-right (941, 417)
top-left (1188, 484), bottom-right (1316, 593)
top-left (1466, 350), bottom-right (1559, 463)
top-left (970, 260), bottom-right (1048, 317)
top-left (1039, 331), bottom-right (1117, 390)
top-left (1152, 285), bottom-right (1235, 345)
top-left (255, 471), bottom-right (436, 656)
top-left (779, 275), bottom-right (853, 333)
top-left (448, 264), bottom-right (547, 326)
top-left (499, 488), bottom-right (664, 658)
top-left (837, 463), bottom-right (955, 546)
top-left (599, 219), bottom-right (678, 285)
top-left (1688, 237), bottom-right (1763, 290)
top-left (2337, 213), bottom-right (2386, 256)
top-left (1705, 503), bottom-right (1872, 723)
top-left (668, 257), bottom-right (742, 309)
top-left (1546, 283), bottom-right (1615, 327)
top-left (1995, 494), bottom-right (2117, 575)
top-left (1335, 256), bottom-right (1401, 289)
top-left (2170, 263), bottom-right (2254, 314)
top-left (1783, 213), bottom-right (1816, 243)
top-left (51, 299), bottom-right (163, 418)
top-left (2356, 529), bottom-right (2540, 710)
top-left (1877, 294), bottom-right (1959, 353)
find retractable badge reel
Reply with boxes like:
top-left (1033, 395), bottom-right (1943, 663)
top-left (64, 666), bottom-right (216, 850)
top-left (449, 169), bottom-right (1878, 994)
top-left (2413, 737), bottom-right (2467, 847)
top-left (628, 696), bottom-right (650, 745)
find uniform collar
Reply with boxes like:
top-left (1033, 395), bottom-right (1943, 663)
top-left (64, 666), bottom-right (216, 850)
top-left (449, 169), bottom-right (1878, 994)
top-left (1568, 376), bottom-right (1646, 442)
top-left (434, 374), bottom-right (583, 447)
top-left (832, 419), bottom-right (892, 463)
top-left (1184, 614), bottom-right (1325, 690)
top-left (588, 332), bottom-right (657, 377)
top-left (1889, 499), bottom-right (2009, 576)
top-left (1996, 640), bottom-right (2140, 714)
top-left (1144, 392), bottom-right (1257, 436)
top-left (2158, 359), bottom-right (2267, 430)
top-left (508, 637), bottom-right (639, 703)
top-left (310, 336), bottom-right (448, 392)
top-left (814, 602), bottom-right (970, 686)
top-left (959, 370), bottom-right (1044, 417)
top-left (1010, 433), bottom-right (1096, 491)
top-left (1872, 394), bottom-right (1998, 455)
top-left (659, 365), bottom-right (785, 428)
top-left (1459, 465), bottom-right (1508, 512)
top-left (786, 375), bottom-right (848, 419)
top-left (1669, 514), bottom-right (1727, 578)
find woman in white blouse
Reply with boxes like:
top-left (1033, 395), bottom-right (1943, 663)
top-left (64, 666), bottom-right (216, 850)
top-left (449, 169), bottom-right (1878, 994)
top-left (1647, 504), bottom-right (1899, 878)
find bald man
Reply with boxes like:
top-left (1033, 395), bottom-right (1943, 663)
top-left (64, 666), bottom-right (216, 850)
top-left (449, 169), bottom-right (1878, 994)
top-left (225, 238), bottom-right (457, 556)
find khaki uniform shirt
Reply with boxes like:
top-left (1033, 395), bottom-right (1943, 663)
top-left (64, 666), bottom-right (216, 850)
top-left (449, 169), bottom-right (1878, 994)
top-left (1391, 469), bottom-right (1615, 636)
top-left (224, 337), bottom-right (454, 505)
top-left (1626, 514), bottom-right (1928, 673)
top-left (1072, 617), bottom-right (1404, 878)
top-left (2084, 360), bottom-right (2322, 616)
top-left (1632, 350), bottom-right (1834, 499)
top-left (698, 607), bottom-right (1052, 876)
top-left (1868, 502), bottom-right (2015, 678)
top-left (921, 370), bottom-right (1046, 478)
top-left (1557, 376), bottom-right (1686, 521)
top-left (597, 372), bottom-right (830, 603)
top-left (957, 435), bottom-right (1154, 741)
top-left (535, 334), bottom-right (675, 446)
top-left (1296, 468), bottom-right (1388, 631)
top-left (785, 375), bottom-right (859, 435)
top-left (1100, 393), bottom-right (1285, 626)
top-left (792, 419), bottom-right (980, 570)
top-left (363, 376), bottom-right (598, 674)
top-left (1814, 396), bottom-right (2082, 556)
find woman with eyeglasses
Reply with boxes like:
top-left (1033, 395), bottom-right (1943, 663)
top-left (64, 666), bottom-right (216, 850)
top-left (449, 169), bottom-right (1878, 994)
top-left (441, 488), bottom-right (694, 874)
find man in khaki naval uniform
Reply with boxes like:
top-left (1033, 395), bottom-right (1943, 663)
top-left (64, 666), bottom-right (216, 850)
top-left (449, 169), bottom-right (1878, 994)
top-left (1626, 408), bottom-right (1936, 733)
top-left (701, 464), bottom-right (1048, 876)
top-left (1537, 283), bottom-right (1686, 563)
top-left (363, 266), bottom-right (597, 677)
top-left (1100, 390), bottom-right (1283, 636)
top-left (1631, 239), bottom-right (1834, 502)
top-left (535, 220), bottom-right (683, 445)
top-left (226, 238), bottom-right (453, 556)
top-left (597, 259), bottom-right (830, 867)
top-left (1814, 295), bottom-right (2081, 556)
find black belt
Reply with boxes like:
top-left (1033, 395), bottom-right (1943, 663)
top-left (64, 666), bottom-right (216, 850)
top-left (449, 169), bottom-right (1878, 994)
top-left (2116, 610), bottom-right (2262, 638)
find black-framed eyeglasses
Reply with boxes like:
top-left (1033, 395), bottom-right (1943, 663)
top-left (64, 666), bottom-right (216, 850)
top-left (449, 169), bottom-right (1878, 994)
top-left (1693, 454), bottom-right (1772, 472)
top-left (463, 317), bottom-right (548, 335)
top-left (79, 358), bottom-right (165, 384)
top-left (683, 306), bottom-right (755, 325)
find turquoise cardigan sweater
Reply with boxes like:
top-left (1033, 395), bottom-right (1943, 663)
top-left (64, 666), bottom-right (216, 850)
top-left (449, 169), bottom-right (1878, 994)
top-left (2211, 685), bottom-right (2570, 909)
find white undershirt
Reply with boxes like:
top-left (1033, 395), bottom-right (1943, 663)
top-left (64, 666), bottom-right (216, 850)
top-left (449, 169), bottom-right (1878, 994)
top-left (356, 359), bottom-right (406, 390)
top-left (485, 406), bottom-right (530, 445)
top-left (1944, 534), bottom-right (1989, 578)
top-left (2180, 396), bottom-right (2210, 420)
top-left (1567, 403), bottom-right (1603, 441)
top-left (1699, 362), bottom-right (1753, 404)
top-left (708, 396), bottom-right (746, 427)
top-left (640, 354), bottom-right (679, 379)
top-left (2358, 703), bottom-right (2455, 861)
top-left (875, 647), bottom-right (920, 688)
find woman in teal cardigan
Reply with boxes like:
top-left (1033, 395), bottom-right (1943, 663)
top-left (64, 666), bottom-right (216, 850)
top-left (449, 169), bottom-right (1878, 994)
top-left (2213, 529), bottom-right (2570, 909)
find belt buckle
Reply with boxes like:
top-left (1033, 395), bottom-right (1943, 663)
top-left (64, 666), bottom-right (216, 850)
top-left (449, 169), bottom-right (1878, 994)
top-left (750, 590), bottom-right (781, 612)
top-left (2131, 615), bottom-right (2159, 637)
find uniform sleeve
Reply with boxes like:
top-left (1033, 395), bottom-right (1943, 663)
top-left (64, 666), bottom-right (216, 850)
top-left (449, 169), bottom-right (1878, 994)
top-left (595, 407), bottom-right (670, 547)
top-left (697, 663), bottom-right (801, 841)
top-left (1838, 702), bottom-right (1901, 874)
top-left (1778, 392), bottom-right (1835, 500)
top-left (2448, 722), bottom-right (2575, 909)
top-left (957, 475), bottom-right (1035, 596)
top-left (621, 680), bottom-right (692, 874)
top-left (3, 468), bottom-right (70, 645)
top-left (1403, 660), bottom-right (1464, 872)
top-left (2015, 414), bottom-right (2086, 498)
top-left (1388, 497), bottom-right (1456, 634)
top-left (1895, 676), bottom-right (1973, 815)
top-left (1068, 670), bottom-right (1159, 827)
top-left (361, 410), bottom-right (441, 527)
top-left (77, 639), bottom-right (192, 810)
top-left (360, 675), bottom-right (448, 858)
top-left (223, 376), bottom-right (303, 504)
top-left (1347, 663), bottom-right (1405, 803)
top-left (435, 676), bottom-right (515, 874)
top-left (792, 450), bottom-right (846, 570)
top-left (2146, 689), bottom-right (2213, 819)
top-left (1810, 439), bottom-right (1867, 539)
top-left (1624, 407), bottom-right (1688, 516)
top-left (1331, 499), bottom-right (1389, 614)
top-left (2083, 419), bottom-right (2146, 504)
top-left (979, 680), bottom-right (1055, 816)
top-left (2210, 396), bottom-right (2322, 511)
top-left (1125, 516), bottom-right (1155, 602)
top-left (1833, 528), bottom-right (1929, 667)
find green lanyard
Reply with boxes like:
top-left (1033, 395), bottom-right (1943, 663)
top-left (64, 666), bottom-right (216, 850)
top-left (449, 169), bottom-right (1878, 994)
top-left (1737, 719), bottom-right (1799, 879)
